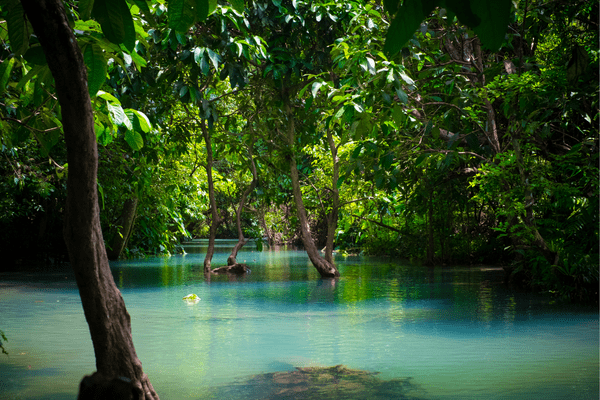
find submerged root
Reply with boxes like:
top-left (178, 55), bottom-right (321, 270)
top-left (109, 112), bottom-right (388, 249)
top-left (211, 263), bottom-right (250, 275)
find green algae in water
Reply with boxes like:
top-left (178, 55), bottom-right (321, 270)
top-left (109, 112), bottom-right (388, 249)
top-left (219, 365), bottom-right (426, 400)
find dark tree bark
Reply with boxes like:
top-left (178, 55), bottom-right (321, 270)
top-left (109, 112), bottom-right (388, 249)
top-left (283, 96), bottom-right (339, 278)
top-left (202, 121), bottom-right (221, 274)
top-left (107, 198), bottom-right (138, 260)
top-left (227, 148), bottom-right (259, 266)
top-left (20, 1), bottom-right (158, 398)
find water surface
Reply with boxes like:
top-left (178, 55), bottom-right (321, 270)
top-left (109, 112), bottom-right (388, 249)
top-left (0, 240), bottom-right (597, 399)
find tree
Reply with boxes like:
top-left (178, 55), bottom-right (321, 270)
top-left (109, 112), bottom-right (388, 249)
top-left (17, 0), bottom-right (158, 397)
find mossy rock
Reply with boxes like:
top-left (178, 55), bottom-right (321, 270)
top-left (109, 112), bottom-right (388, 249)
top-left (222, 365), bottom-right (425, 400)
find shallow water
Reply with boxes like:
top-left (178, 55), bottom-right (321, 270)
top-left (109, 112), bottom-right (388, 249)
top-left (0, 240), bottom-right (597, 399)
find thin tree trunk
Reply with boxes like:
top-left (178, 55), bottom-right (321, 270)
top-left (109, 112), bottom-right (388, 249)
top-left (427, 195), bottom-right (434, 265)
top-left (202, 122), bottom-right (221, 274)
top-left (324, 127), bottom-right (339, 265)
top-left (20, 1), bottom-right (158, 398)
top-left (227, 148), bottom-right (259, 265)
top-left (284, 95), bottom-right (339, 278)
top-left (107, 197), bottom-right (138, 260)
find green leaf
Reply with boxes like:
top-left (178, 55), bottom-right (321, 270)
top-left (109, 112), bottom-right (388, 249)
top-left (395, 88), bottom-right (408, 104)
top-left (83, 43), bottom-right (107, 97)
top-left (415, 153), bottom-right (429, 166)
top-left (98, 90), bottom-right (121, 104)
top-left (79, 0), bottom-right (95, 20)
top-left (129, 0), bottom-right (152, 15)
top-left (92, 0), bottom-right (136, 51)
top-left (95, 122), bottom-right (113, 146)
top-left (6, 1), bottom-right (28, 56)
top-left (196, 0), bottom-right (210, 20)
top-left (125, 129), bottom-right (144, 150)
top-left (23, 45), bottom-right (47, 65)
top-left (169, 0), bottom-right (196, 33)
top-left (392, 105), bottom-right (405, 127)
top-left (193, 47), bottom-right (205, 64)
top-left (0, 58), bottom-right (15, 91)
top-left (206, 48), bottom-right (220, 70)
top-left (16, 65), bottom-right (44, 90)
top-left (384, 0), bottom-right (437, 55)
top-left (125, 109), bottom-right (152, 133)
top-left (311, 81), bottom-right (324, 98)
top-left (470, 0), bottom-right (512, 50)
top-left (444, 0), bottom-right (481, 28)
top-left (108, 102), bottom-right (133, 129)
top-left (229, 0), bottom-right (244, 13)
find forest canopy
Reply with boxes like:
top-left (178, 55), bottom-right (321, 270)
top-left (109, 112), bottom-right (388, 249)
top-left (0, 0), bottom-right (597, 299)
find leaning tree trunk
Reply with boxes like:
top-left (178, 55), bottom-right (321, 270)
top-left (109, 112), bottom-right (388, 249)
top-left (202, 121), bottom-right (221, 274)
top-left (227, 148), bottom-right (259, 266)
top-left (324, 126), bottom-right (340, 265)
top-left (284, 96), bottom-right (339, 278)
top-left (20, 1), bottom-right (158, 398)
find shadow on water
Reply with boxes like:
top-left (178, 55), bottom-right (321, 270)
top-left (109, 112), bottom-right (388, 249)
top-left (214, 365), bottom-right (428, 400)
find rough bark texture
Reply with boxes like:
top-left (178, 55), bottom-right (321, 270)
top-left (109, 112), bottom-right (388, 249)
top-left (227, 149), bottom-right (258, 266)
top-left (202, 122), bottom-right (221, 274)
top-left (20, 1), bottom-right (158, 398)
top-left (284, 96), bottom-right (339, 278)
top-left (107, 198), bottom-right (138, 260)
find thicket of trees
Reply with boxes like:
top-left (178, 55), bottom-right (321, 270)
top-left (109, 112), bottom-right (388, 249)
top-left (3, 0), bottom-right (596, 291)
top-left (0, 0), bottom-right (597, 397)
top-left (1, 0), bottom-right (598, 289)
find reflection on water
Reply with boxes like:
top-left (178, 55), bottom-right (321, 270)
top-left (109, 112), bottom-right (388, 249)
top-left (0, 240), bottom-right (598, 400)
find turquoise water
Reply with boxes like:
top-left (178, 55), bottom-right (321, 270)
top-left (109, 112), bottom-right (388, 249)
top-left (0, 240), bottom-right (597, 399)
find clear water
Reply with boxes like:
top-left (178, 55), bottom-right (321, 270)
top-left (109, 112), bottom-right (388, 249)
top-left (0, 239), bottom-right (597, 399)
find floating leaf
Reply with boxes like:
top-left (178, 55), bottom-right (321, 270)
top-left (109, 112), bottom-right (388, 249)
top-left (183, 293), bottom-right (200, 303)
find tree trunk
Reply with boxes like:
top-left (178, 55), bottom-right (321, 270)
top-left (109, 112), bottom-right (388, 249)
top-left (227, 148), bottom-right (259, 265)
top-left (202, 122), bottom-right (221, 274)
top-left (284, 96), bottom-right (339, 278)
top-left (20, 0), bottom-right (158, 398)
top-left (107, 198), bottom-right (138, 260)
top-left (427, 195), bottom-right (434, 266)
top-left (324, 127), bottom-right (339, 265)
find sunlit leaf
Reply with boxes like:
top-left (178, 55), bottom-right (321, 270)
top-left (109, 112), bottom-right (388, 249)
top-left (125, 130), bottom-right (144, 151)
top-left (83, 43), bottom-right (107, 97)
top-left (0, 58), bottom-right (15, 91)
